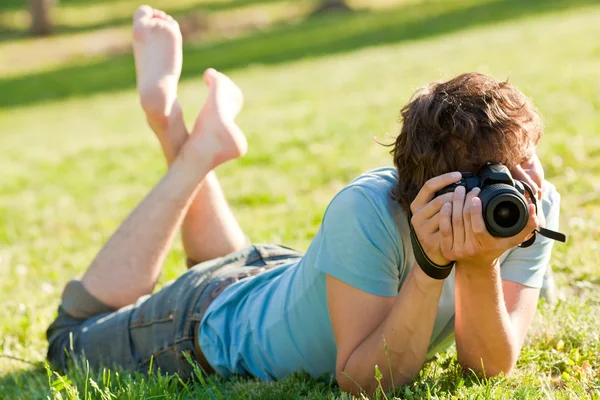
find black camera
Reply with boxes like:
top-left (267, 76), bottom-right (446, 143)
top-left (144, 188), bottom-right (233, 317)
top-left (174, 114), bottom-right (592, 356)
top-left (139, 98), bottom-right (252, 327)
top-left (436, 162), bottom-right (533, 238)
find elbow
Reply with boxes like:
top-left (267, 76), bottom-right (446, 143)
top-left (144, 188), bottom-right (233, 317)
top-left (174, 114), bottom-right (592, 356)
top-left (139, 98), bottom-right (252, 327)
top-left (480, 360), bottom-right (517, 378)
top-left (336, 372), bottom-right (362, 396)
top-left (337, 370), bottom-right (375, 397)
top-left (337, 373), bottom-right (414, 398)
top-left (457, 335), bottom-right (521, 378)
top-left (488, 344), bottom-right (520, 377)
top-left (336, 363), bottom-right (420, 396)
top-left (458, 352), bottom-right (518, 378)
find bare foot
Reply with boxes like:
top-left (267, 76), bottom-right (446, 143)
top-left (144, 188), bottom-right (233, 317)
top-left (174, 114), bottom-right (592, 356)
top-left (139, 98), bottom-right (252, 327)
top-left (188, 68), bottom-right (247, 167)
top-left (132, 6), bottom-right (182, 125)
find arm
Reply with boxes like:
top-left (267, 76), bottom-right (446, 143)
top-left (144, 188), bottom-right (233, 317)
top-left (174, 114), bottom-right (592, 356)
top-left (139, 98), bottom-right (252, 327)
top-left (331, 265), bottom-right (443, 394)
top-left (454, 262), bottom-right (539, 375)
top-left (453, 155), bottom-right (556, 375)
top-left (327, 173), bottom-right (462, 395)
top-left (439, 180), bottom-right (541, 375)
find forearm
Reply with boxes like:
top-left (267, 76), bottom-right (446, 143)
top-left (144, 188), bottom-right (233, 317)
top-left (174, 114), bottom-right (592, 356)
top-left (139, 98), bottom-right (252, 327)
top-left (81, 153), bottom-right (211, 308)
top-left (340, 266), bottom-right (444, 395)
top-left (454, 261), bottom-right (518, 376)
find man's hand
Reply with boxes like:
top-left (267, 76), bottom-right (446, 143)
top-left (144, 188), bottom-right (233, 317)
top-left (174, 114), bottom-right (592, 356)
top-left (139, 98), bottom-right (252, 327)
top-left (439, 186), bottom-right (539, 268)
top-left (410, 172), bottom-right (462, 265)
top-left (410, 162), bottom-right (544, 268)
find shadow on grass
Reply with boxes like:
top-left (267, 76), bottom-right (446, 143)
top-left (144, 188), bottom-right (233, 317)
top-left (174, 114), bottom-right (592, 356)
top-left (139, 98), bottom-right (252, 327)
top-left (0, 23), bottom-right (23, 41)
top-left (0, 0), bottom-right (288, 42)
top-left (0, 362), bottom-right (49, 399)
top-left (0, 0), bottom-right (31, 12)
top-left (58, 0), bottom-right (288, 36)
top-left (1, 0), bottom-right (598, 109)
top-left (0, 0), bottom-right (176, 12)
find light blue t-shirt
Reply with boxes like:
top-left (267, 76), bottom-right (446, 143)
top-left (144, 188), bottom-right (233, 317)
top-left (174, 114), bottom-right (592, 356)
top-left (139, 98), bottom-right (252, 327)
top-left (198, 167), bottom-right (560, 380)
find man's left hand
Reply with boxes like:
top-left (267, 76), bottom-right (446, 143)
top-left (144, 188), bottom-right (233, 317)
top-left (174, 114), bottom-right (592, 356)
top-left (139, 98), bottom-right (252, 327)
top-left (438, 186), bottom-right (540, 269)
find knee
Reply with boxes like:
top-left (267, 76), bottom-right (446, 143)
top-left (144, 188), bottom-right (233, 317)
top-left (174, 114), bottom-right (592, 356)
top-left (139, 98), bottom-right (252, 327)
top-left (59, 280), bottom-right (116, 320)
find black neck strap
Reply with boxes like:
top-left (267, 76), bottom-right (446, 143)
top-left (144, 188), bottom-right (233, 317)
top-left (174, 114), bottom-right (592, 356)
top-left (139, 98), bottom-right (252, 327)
top-left (519, 182), bottom-right (567, 246)
top-left (538, 227), bottom-right (566, 243)
top-left (408, 213), bottom-right (454, 280)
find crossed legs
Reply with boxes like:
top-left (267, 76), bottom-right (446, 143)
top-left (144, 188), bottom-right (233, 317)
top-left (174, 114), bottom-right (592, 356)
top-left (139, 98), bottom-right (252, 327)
top-left (80, 6), bottom-right (248, 309)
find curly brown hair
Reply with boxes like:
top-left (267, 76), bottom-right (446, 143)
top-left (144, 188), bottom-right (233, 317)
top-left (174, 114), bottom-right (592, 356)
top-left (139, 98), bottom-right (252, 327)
top-left (391, 72), bottom-right (543, 211)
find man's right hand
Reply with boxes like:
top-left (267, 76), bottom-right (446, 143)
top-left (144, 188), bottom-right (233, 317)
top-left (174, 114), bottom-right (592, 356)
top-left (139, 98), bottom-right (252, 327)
top-left (409, 172), bottom-right (462, 265)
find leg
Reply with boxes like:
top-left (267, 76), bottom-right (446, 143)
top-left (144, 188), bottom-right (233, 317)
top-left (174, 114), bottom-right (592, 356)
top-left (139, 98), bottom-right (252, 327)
top-left (133, 6), bottom-right (247, 265)
top-left (47, 245), bottom-right (303, 375)
top-left (48, 255), bottom-right (233, 376)
top-left (81, 65), bottom-right (248, 308)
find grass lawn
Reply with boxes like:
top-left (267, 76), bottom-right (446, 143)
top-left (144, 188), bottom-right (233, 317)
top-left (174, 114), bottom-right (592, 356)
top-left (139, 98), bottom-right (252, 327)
top-left (1, 0), bottom-right (600, 398)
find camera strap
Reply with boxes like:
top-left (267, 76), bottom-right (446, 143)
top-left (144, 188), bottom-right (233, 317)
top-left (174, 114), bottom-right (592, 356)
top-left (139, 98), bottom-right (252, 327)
top-left (408, 213), bottom-right (454, 280)
top-left (538, 227), bottom-right (567, 243)
top-left (520, 182), bottom-right (567, 246)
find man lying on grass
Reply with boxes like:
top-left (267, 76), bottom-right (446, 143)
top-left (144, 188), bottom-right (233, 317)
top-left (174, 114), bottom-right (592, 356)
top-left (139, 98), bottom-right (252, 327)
top-left (46, 6), bottom-right (564, 396)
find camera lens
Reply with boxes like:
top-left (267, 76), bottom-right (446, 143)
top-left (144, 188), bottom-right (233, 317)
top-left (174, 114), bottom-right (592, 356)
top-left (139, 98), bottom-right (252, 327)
top-left (478, 184), bottom-right (529, 237)
top-left (493, 201), bottom-right (521, 228)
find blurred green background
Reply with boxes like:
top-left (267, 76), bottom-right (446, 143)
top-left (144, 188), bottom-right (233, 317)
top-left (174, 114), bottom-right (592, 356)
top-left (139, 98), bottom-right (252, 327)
top-left (1, 0), bottom-right (600, 398)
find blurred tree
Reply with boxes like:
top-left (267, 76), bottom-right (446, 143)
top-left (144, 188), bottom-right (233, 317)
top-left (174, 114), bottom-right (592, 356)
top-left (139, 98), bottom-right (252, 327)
top-left (314, 0), bottom-right (351, 14)
top-left (30, 0), bottom-right (57, 36)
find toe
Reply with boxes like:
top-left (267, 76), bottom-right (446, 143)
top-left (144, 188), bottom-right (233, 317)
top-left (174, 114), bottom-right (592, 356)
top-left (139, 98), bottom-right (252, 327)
top-left (203, 68), bottom-right (217, 86)
top-left (153, 9), bottom-right (169, 20)
top-left (134, 5), bottom-right (153, 22)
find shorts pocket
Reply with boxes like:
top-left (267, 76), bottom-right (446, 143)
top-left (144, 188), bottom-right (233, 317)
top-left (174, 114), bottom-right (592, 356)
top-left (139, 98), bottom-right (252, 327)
top-left (129, 280), bottom-right (179, 329)
top-left (128, 288), bottom-right (181, 368)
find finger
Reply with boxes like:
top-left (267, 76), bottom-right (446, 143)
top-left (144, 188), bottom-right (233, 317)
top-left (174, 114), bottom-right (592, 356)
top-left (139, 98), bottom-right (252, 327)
top-left (411, 172), bottom-right (462, 213)
top-left (463, 187), bottom-right (480, 243)
top-left (422, 212), bottom-right (441, 233)
top-left (439, 202), bottom-right (453, 258)
top-left (452, 185), bottom-right (466, 251)
top-left (470, 196), bottom-right (487, 236)
top-left (512, 203), bottom-right (539, 246)
top-left (528, 203), bottom-right (540, 229)
top-left (411, 193), bottom-right (454, 224)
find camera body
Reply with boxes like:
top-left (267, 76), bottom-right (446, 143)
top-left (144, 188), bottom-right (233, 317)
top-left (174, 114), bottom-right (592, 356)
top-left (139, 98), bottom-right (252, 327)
top-left (436, 162), bottom-right (530, 238)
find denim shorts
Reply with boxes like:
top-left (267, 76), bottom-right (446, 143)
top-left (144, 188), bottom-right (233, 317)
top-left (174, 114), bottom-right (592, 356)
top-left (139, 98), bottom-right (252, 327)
top-left (46, 244), bottom-right (303, 378)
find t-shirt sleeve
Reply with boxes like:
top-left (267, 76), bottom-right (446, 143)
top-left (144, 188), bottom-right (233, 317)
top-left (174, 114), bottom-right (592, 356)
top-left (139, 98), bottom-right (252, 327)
top-left (313, 186), bottom-right (401, 297)
top-left (500, 181), bottom-right (561, 288)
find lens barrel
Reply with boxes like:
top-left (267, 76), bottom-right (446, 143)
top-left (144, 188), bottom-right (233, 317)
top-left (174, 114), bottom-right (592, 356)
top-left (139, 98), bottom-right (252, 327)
top-left (478, 184), bottom-right (529, 237)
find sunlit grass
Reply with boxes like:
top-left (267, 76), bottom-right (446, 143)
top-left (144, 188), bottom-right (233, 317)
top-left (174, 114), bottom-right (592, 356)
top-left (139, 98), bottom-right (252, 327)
top-left (1, 0), bottom-right (600, 398)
